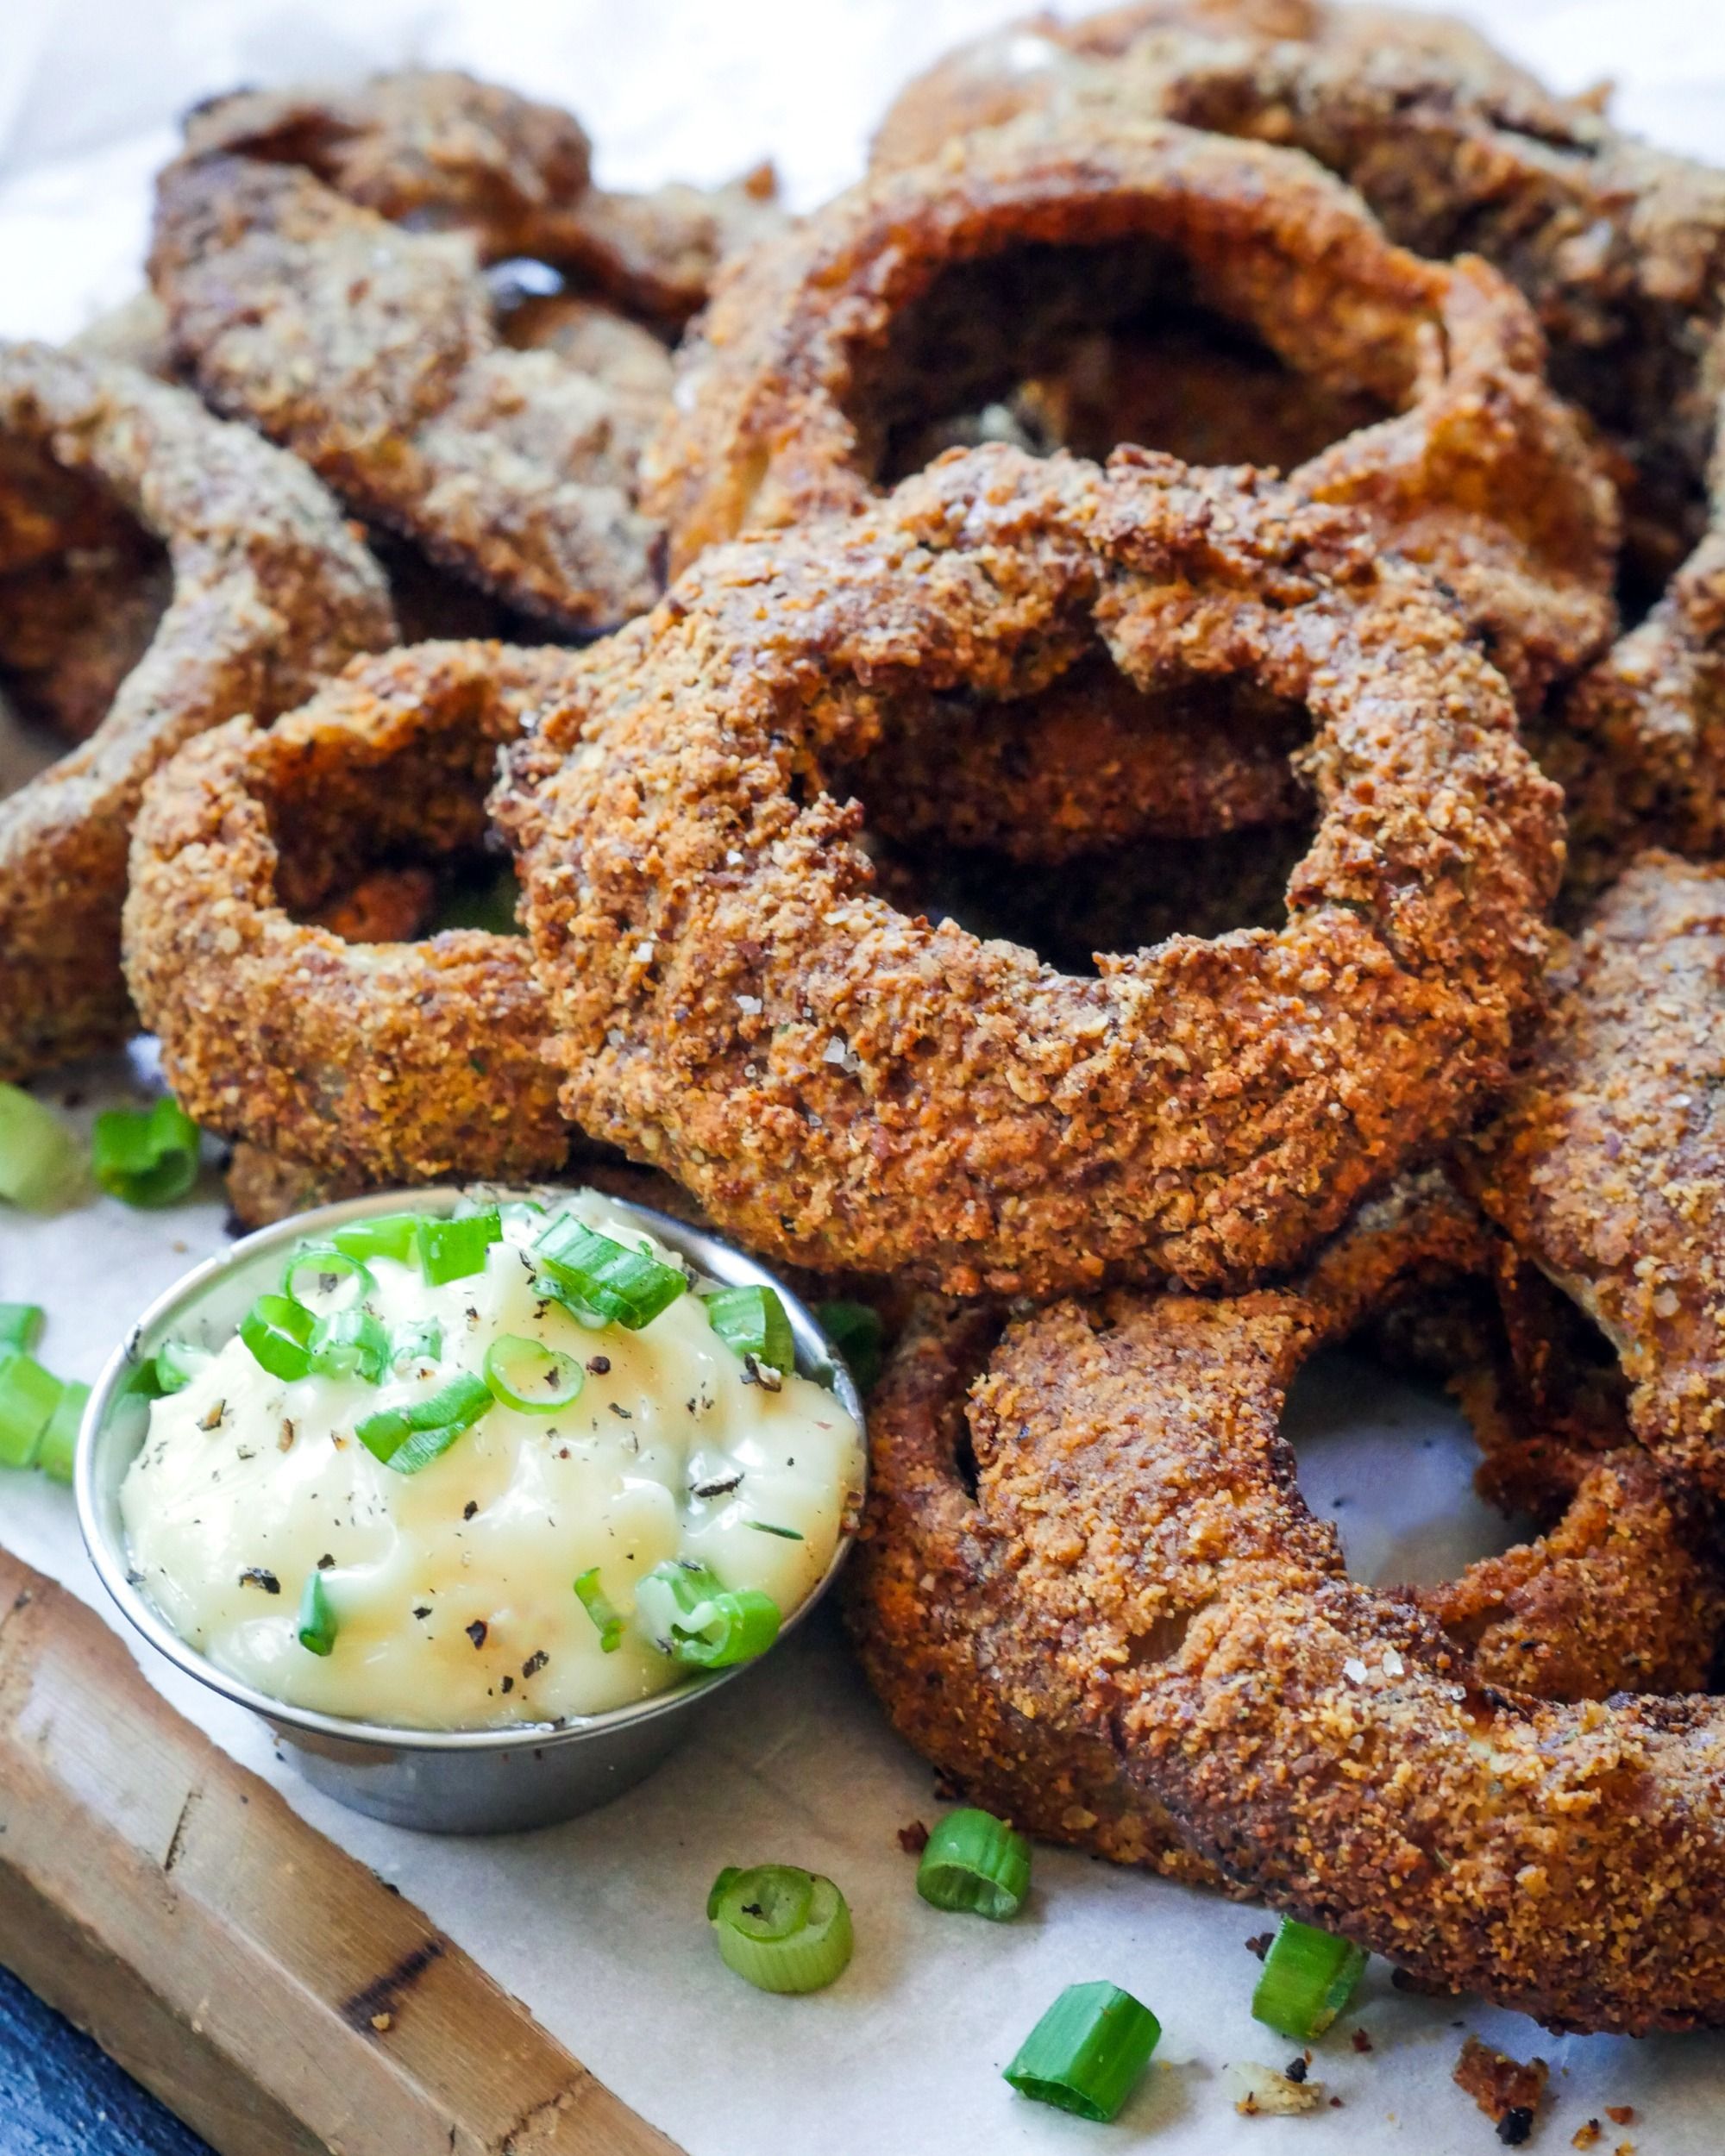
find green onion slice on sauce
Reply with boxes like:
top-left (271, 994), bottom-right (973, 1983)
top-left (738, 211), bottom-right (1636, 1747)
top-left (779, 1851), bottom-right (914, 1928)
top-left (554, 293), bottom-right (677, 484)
top-left (1004, 1982), bottom-right (1161, 2123)
top-left (707, 1865), bottom-right (854, 1994)
top-left (153, 1338), bottom-right (210, 1394)
top-left (1250, 1917), bottom-right (1368, 2041)
top-left (389, 1317), bottom-right (443, 1370)
top-left (417, 1209), bottom-right (501, 1287)
top-left (574, 1566), bottom-right (624, 1652)
top-left (355, 1372), bottom-right (493, 1474)
top-left (282, 1244), bottom-right (374, 1318)
top-left (484, 1334), bottom-right (584, 1414)
top-left (533, 1215), bottom-right (686, 1331)
top-left (91, 1095), bottom-right (200, 1207)
top-left (309, 1308), bottom-right (390, 1384)
top-left (331, 1211), bottom-right (421, 1266)
top-left (916, 1807), bottom-right (1032, 1921)
top-left (239, 1294), bottom-right (317, 1382)
top-left (701, 1284), bottom-right (794, 1376)
top-left (297, 1568), bottom-right (338, 1657)
top-left (637, 1560), bottom-right (780, 1669)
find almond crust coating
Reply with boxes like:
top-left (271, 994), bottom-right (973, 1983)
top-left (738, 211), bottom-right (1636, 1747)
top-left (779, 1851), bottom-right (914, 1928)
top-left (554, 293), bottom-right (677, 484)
top-left (0, 342), bottom-right (394, 1081)
top-left (850, 1173), bottom-right (1725, 2033)
top-left (870, 1), bottom-right (1725, 579)
top-left (645, 119), bottom-right (1615, 719)
top-left (1473, 852), bottom-right (1725, 1502)
top-left (847, 1175), bottom-right (1725, 1899)
top-left (124, 641), bottom-right (580, 1187)
top-left (148, 154), bottom-right (664, 635)
top-left (494, 443), bottom-right (1562, 1299)
top-left (179, 69), bottom-right (781, 329)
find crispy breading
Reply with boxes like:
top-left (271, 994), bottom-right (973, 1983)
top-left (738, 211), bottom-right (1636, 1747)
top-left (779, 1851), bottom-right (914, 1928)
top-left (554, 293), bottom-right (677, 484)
top-left (852, 1171), bottom-right (1725, 2032)
top-left (1474, 853), bottom-right (1725, 1501)
top-left (0, 342), bottom-right (393, 1081)
top-left (495, 443), bottom-right (1562, 1298)
top-left (124, 642), bottom-right (579, 1187)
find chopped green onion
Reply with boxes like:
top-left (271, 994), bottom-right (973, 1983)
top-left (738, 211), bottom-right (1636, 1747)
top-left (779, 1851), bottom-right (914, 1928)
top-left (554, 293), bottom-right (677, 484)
top-left (356, 1372), bottom-right (493, 1473)
top-left (91, 1095), bottom-right (200, 1206)
top-left (1251, 1917), bottom-right (1368, 2041)
top-left (309, 1308), bottom-right (390, 1383)
top-left (390, 1317), bottom-right (442, 1369)
top-left (153, 1338), bottom-right (210, 1394)
top-left (331, 1212), bottom-right (421, 1266)
top-left (1004, 1982), bottom-right (1161, 2123)
top-left (35, 1381), bottom-right (87, 1485)
top-left (0, 1351), bottom-right (61, 1469)
top-left (239, 1294), bottom-right (316, 1382)
top-left (0, 1305), bottom-right (44, 1354)
top-left (484, 1334), bottom-right (585, 1413)
top-left (534, 1214), bottom-right (686, 1331)
top-left (297, 1568), bottom-right (338, 1656)
top-left (708, 1865), bottom-right (853, 1994)
top-left (701, 1284), bottom-right (794, 1376)
top-left (418, 1208), bottom-right (501, 1285)
top-left (282, 1243), bottom-right (374, 1316)
top-left (0, 1083), bottom-right (85, 1212)
top-left (637, 1560), bottom-right (781, 1668)
top-left (815, 1299), bottom-right (884, 1393)
top-left (916, 1807), bottom-right (1032, 1921)
top-left (574, 1566), bottom-right (624, 1651)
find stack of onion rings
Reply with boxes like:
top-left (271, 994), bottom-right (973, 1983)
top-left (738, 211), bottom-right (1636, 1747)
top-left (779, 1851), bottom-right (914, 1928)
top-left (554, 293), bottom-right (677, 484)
top-left (124, 641), bottom-right (580, 1188)
top-left (644, 117), bottom-right (1616, 718)
top-left (0, 342), bottom-right (393, 1081)
top-left (496, 442), bottom-right (1562, 1298)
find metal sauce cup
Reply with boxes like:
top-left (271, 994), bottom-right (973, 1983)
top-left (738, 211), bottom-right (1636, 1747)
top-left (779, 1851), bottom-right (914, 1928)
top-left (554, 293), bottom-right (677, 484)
top-left (76, 1185), bottom-right (866, 1834)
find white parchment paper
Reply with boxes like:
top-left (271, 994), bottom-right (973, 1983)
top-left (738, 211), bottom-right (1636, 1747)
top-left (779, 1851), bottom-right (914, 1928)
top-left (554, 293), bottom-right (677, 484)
top-left (3, 3), bottom-right (1724, 2148)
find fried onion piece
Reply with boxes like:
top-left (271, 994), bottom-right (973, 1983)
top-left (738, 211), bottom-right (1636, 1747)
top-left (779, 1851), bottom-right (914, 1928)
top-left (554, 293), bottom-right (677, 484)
top-left (850, 1172), bottom-right (1725, 2034)
top-left (124, 641), bottom-right (579, 1188)
top-left (180, 70), bottom-right (780, 328)
top-left (496, 444), bottom-right (1561, 1299)
top-left (645, 118), bottom-right (1616, 717)
top-left (149, 154), bottom-right (662, 633)
top-left (0, 343), bottom-right (394, 1081)
top-left (1474, 852), bottom-right (1725, 1502)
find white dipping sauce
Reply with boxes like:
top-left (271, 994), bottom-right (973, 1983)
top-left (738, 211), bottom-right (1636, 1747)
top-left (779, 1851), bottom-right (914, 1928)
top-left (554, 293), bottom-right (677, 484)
top-left (121, 1193), bottom-right (865, 1729)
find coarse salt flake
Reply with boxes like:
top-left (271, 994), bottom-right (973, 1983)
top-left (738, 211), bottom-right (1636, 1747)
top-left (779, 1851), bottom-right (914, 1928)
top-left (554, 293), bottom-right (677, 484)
top-left (1342, 1657), bottom-right (1369, 1685)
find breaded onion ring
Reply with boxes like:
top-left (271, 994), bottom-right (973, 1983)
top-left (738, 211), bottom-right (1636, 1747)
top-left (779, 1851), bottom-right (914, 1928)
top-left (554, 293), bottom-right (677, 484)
top-left (149, 154), bottom-right (664, 634)
top-left (179, 70), bottom-right (781, 329)
top-left (1474, 852), bottom-right (1725, 1502)
top-left (645, 120), bottom-right (1616, 719)
top-left (872, 2), bottom-right (1725, 580)
top-left (847, 1175), bottom-right (1725, 1892)
top-left (124, 642), bottom-right (578, 1188)
top-left (495, 444), bottom-right (1562, 1299)
top-left (0, 343), bottom-right (393, 1081)
top-left (850, 1171), bottom-right (1725, 2033)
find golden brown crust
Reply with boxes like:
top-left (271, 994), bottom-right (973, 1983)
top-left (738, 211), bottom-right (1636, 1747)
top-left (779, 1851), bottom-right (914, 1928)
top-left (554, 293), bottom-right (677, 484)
top-left (0, 342), bottom-right (394, 1081)
top-left (124, 641), bottom-right (578, 1187)
top-left (646, 119), bottom-right (1615, 719)
top-left (1473, 853), bottom-right (1725, 1501)
top-left (852, 1172), bottom-right (1725, 2032)
top-left (496, 442), bottom-right (1562, 1299)
top-left (180, 71), bottom-right (780, 328)
top-left (149, 155), bottom-right (663, 634)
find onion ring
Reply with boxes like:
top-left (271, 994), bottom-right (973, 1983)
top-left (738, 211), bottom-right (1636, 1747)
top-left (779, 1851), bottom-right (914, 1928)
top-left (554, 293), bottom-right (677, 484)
top-left (1473, 851), bottom-right (1725, 1502)
top-left (0, 342), bottom-right (393, 1081)
top-left (148, 153), bottom-right (665, 633)
top-left (846, 1174), bottom-right (1725, 1896)
top-left (495, 443), bottom-right (1562, 1299)
top-left (850, 1170), bottom-right (1725, 2033)
top-left (646, 119), bottom-right (1615, 720)
top-left (124, 641), bottom-right (579, 1188)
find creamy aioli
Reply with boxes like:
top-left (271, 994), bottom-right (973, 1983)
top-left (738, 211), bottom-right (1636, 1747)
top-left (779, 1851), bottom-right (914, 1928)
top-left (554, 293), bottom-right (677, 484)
top-left (121, 1193), bottom-right (865, 1728)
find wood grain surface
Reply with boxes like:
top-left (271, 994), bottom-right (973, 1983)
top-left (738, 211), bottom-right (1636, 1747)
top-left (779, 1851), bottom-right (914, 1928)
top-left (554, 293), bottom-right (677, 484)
top-left (0, 1549), bottom-right (681, 2156)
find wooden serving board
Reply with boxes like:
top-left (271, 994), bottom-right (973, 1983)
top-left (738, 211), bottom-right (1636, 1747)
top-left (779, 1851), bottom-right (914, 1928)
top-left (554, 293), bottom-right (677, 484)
top-left (0, 1550), bottom-right (680, 2156)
